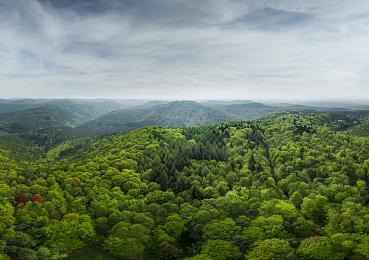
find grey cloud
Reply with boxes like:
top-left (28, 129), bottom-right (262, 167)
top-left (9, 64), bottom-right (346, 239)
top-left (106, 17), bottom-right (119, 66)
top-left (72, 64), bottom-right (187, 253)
top-left (227, 7), bottom-right (313, 30)
top-left (1, 0), bottom-right (369, 100)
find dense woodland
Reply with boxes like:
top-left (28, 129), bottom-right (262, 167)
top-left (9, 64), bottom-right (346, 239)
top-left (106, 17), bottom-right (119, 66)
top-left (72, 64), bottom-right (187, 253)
top-left (2, 102), bottom-right (369, 259)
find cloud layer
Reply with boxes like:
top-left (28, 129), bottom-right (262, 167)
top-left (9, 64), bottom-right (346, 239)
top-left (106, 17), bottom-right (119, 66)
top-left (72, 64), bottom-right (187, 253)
top-left (1, 0), bottom-right (369, 100)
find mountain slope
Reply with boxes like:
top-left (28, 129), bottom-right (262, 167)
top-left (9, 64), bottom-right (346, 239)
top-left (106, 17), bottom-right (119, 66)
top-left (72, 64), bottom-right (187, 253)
top-left (205, 102), bottom-right (349, 121)
top-left (0, 99), bottom-right (147, 118)
top-left (206, 102), bottom-right (281, 120)
top-left (0, 133), bottom-right (43, 160)
top-left (80, 101), bottom-right (233, 133)
top-left (0, 105), bottom-right (89, 133)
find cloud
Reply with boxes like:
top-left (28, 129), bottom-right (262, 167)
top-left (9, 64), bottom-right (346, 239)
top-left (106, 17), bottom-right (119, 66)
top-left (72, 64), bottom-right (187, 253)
top-left (227, 7), bottom-right (312, 30)
top-left (1, 0), bottom-right (369, 100)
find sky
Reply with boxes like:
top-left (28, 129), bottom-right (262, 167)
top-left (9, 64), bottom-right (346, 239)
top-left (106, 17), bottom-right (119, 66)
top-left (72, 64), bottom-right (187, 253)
top-left (1, 0), bottom-right (369, 100)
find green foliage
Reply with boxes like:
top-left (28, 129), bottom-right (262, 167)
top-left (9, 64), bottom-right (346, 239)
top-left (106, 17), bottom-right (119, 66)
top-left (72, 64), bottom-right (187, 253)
top-left (203, 218), bottom-right (241, 241)
top-left (104, 236), bottom-right (145, 259)
top-left (246, 239), bottom-right (294, 260)
top-left (301, 195), bottom-right (329, 224)
top-left (43, 213), bottom-right (96, 255)
top-left (163, 214), bottom-right (186, 240)
top-left (65, 247), bottom-right (116, 260)
top-left (0, 106), bottom-right (86, 133)
top-left (1, 110), bottom-right (369, 259)
top-left (297, 236), bottom-right (344, 260)
top-left (201, 240), bottom-right (242, 260)
top-left (82, 101), bottom-right (233, 134)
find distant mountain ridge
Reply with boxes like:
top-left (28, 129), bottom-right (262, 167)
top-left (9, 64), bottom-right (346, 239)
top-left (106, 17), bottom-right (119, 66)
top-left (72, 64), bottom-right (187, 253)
top-left (0, 98), bottom-right (145, 116)
top-left (204, 102), bottom-right (280, 120)
top-left (80, 101), bottom-right (233, 133)
top-left (0, 105), bottom-right (85, 133)
top-left (79, 100), bottom-right (360, 134)
top-left (0, 99), bottom-right (145, 150)
top-left (1, 98), bottom-right (368, 152)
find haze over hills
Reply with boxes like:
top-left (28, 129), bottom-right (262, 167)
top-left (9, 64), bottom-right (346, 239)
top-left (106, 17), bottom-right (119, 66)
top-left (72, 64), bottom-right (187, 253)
top-left (81, 100), bottom-right (290, 133)
top-left (80, 101), bottom-right (234, 134)
top-left (80, 100), bottom-right (358, 134)
top-left (0, 99), bottom-right (150, 149)
top-left (0, 106), bottom-right (87, 132)
top-left (0, 98), bottom-right (367, 144)
top-left (205, 102), bottom-right (287, 120)
top-left (1, 98), bottom-right (369, 157)
top-left (0, 99), bottom-right (146, 116)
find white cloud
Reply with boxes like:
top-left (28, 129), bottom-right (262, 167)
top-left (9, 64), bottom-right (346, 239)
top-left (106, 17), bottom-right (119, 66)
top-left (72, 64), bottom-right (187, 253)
top-left (1, 0), bottom-right (369, 100)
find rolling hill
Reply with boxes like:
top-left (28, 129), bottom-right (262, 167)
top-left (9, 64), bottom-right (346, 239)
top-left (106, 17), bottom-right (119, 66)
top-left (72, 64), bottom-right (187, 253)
top-left (80, 101), bottom-right (234, 134)
top-left (0, 99), bottom-right (148, 148)
top-left (0, 133), bottom-right (43, 160)
top-left (0, 105), bottom-right (107, 149)
top-left (1, 99), bottom-right (366, 151)
top-left (205, 102), bottom-right (282, 120)
top-left (80, 100), bottom-right (355, 135)
top-left (204, 101), bottom-right (348, 120)
top-left (0, 98), bottom-right (147, 117)
top-left (0, 105), bottom-right (89, 133)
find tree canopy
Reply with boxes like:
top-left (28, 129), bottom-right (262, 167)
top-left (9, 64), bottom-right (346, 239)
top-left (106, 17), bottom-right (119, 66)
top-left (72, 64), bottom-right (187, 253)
top-left (1, 111), bottom-right (369, 259)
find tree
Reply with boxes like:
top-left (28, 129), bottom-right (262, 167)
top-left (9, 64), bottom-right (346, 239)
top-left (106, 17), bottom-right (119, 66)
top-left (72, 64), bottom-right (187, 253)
top-left (201, 240), bottom-right (241, 260)
top-left (110, 221), bottom-right (151, 247)
top-left (30, 194), bottom-right (44, 203)
top-left (243, 215), bottom-right (287, 242)
top-left (43, 213), bottom-right (96, 254)
top-left (290, 191), bottom-right (303, 208)
top-left (2, 231), bottom-right (37, 260)
top-left (260, 199), bottom-right (298, 219)
top-left (203, 218), bottom-right (241, 241)
top-left (246, 239), bottom-right (294, 260)
top-left (297, 236), bottom-right (344, 260)
top-left (15, 194), bottom-right (28, 204)
top-left (291, 217), bottom-right (315, 239)
top-left (0, 199), bottom-right (15, 233)
top-left (104, 236), bottom-right (145, 259)
top-left (163, 214), bottom-right (186, 240)
top-left (301, 195), bottom-right (328, 224)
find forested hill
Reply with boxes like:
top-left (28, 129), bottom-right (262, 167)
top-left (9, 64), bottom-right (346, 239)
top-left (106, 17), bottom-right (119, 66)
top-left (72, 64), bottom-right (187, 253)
top-left (0, 99), bottom-right (146, 151)
top-left (80, 101), bottom-right (233, 134)
top-left (0, 99), bottom-right (359, 152)
top-left (2, 112), bottom-right (369, 259)
top-left (0, 99), bottom-right (143, 116)
top-left (0, 106), bottom-right (88, 133)
top-left (79, 100), bottom-right (346, 135)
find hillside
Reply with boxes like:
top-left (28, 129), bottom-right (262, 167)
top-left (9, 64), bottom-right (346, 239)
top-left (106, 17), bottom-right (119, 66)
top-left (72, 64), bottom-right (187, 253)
top-left (0, 133), bottom-right (43, 160)
top-left (18, 126), bottom-right (107, 149)
top-left (350, 117), bottom-right (369, 136)
top-left (0, 99), bottom-right (46, 114)
top-left (80, 100), bottom-right (334, 134)
top-left (206, 102), bottom-right (282, 120)
top-left (205, 102), bottom-right (348, 121)
top-left (0, 99), bottom-right (149, 149)
top-left (80, 101), bottom-right (233, 134)
top-left (0, 105), bottom-right (104, 150)
top-left (0, 99), bottom-right (145, 117)
top-left (2, 112), bottom-right (369, 259)
top-left (0, 105), bottom-right (88, 133)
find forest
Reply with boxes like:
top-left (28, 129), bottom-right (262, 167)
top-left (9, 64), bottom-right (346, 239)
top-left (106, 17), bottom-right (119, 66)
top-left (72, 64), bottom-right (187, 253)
top-left (1, 105), bottom-right (369, 259)
top-left (4, 0), bottom-right (369, 258)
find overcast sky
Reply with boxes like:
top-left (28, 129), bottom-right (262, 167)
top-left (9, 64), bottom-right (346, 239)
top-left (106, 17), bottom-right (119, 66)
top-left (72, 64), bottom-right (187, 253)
top-left (1, 0), bottom-right (369, 100)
